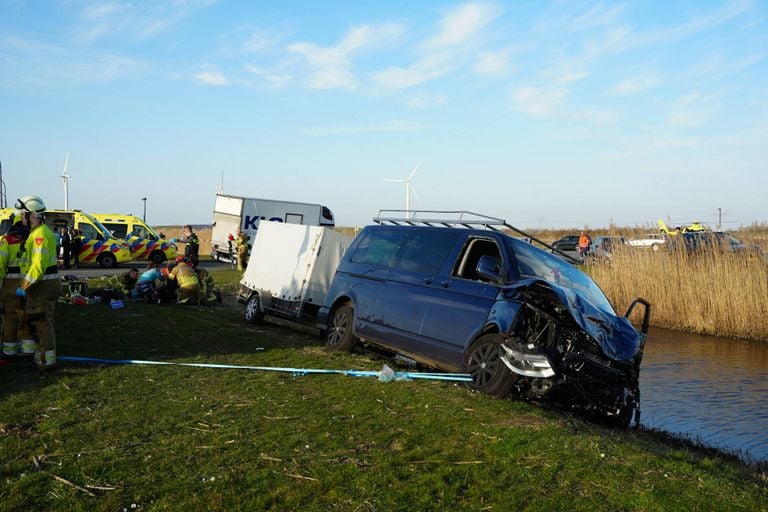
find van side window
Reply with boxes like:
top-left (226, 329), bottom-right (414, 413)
top-left (105, 224), bottom-right (128, 238)
top-left (351, 230), bottom-right (407, 268)
top-left (79, 223), bottom-right (103, 241)
top-left (453, 238), bottom-right (502, 282)
top-left (396, 231), bottom-right (460, 274)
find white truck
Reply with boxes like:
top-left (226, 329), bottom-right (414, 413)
top-left (211, 193), bottom-right (335, 262)
top-left (237, 221), bottom-right (353, 327)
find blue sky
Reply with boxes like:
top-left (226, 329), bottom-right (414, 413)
top-left (1, 1), bottom-right (766, 229)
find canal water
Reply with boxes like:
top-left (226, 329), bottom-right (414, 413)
top-left (639, 327), bottom-right (768, 463)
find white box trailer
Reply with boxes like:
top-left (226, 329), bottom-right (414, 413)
top-left (211, 193), bottom-right (335, 261)
top-left (237, 221), bottom-right (353, 327)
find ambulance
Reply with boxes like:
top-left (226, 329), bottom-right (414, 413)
top-left (0, 208), bottom-right (133, 268)
top-left (92, 213), bottom-right (177, 264)
top-left (47, 209), bottom-right (134, 268)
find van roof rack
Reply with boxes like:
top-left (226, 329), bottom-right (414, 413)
top-left (373, 210), bottom-right (580, 264)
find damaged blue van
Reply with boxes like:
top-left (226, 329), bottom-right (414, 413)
top-left (319, 212), bottom-right (650, 426)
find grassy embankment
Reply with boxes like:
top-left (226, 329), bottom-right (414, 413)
top-left (1, 269), bottom-right (766, 511)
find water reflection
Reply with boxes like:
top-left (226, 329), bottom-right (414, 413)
top-left (640, 327), bottom-right (768, 462)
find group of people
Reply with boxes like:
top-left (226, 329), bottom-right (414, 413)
top-left (0, 195), bottom-right (60, 372)
top-left (104, 255), bottom-right (220, 306)
top-left (54, 226), bottom-right (82, 269)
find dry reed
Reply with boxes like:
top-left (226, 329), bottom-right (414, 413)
top-left (587, 246), bottom-right (768, 341)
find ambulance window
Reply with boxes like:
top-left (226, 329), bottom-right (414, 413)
top-left (79, 223), bottom-right (102, 241)
top-left (105, 223), bottom-right (128, 238)
top-left (131, 225), bottom-right (151, 239)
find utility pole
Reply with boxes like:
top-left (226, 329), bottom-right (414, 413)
top-left (717, 208), bottom-right (722, 230)
top-left (142, 197), bottom-right (147, 222)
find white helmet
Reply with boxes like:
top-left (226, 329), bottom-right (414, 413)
top-left (15, 195), bottom-right (47, 216)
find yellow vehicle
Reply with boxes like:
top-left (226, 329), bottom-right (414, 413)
top-left (46, 209), bottom-right (134, 268)
top-left (0, 208), bottom-right (133, 267)
top-left (92, 213), bottom-right (177, 264)
top-left (658, 219), bottom-right (708, 237)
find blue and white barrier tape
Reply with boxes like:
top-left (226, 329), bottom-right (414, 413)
top-left (57, 356), bottom-right (474, 382)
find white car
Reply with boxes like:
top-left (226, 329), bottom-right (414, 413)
top-left (627, 233), bottom-right (666, 251)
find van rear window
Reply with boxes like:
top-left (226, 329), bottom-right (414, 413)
top-left (351, 230), bottom-right (407, 268)
top-left (396, 231), bottom-right (460, 274)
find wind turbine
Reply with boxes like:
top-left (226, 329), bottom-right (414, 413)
top-left (61, 154), bottom-right (71, 210)
top-left (385, 162), bottom-right (421, 218)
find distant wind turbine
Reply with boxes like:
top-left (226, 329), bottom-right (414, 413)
top-left (385, 162), bottom-right (421, 217)
top-left (61, 154), bottom-right (71, 210)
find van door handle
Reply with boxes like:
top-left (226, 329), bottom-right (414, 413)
top-left (423, 278), bottom-right (434, 285)
top-left (440, 281), bottom-right (451, 288)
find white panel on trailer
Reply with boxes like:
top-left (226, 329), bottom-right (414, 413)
top-left (240, 221), bottom-right (352, 306)
top-left (215, 195), bottom-right (244, 216)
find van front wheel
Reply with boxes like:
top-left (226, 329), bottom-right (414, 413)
top-left (150, 250), bottom-right (165, 265)
top-left (463, 334), bottom-right (514, 397)
top-left (326, 305), bottom-right (356, 351)
top-left (98, 253), bottom-right (117, 268)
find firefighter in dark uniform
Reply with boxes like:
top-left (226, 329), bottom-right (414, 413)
top-left (16, 195), bottom-right (62, 371)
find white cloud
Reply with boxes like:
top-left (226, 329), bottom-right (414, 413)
top-left (610, 71), bottom-right (661, 96)
top-left (667, 92), bottom-right (719, 128)
top-left (288, 23), bottom-right (402, 90)
top-left (370, 52), bottom-right (453, 89)
top-left (299, 120), bottom-right (425, 135)
top-left (473, 49), bottom-right (514, 75)
top-left (244, 64), bottom-right (293, 88)
top-left (195, 69), bottom-right (230, 86)
top-left (405, 92), bottom-right (447, 109)
top-left (426, 2), bottom-right (501, 48)
top-left (512, 86), bottom-right (568, 118)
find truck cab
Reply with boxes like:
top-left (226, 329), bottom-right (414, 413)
top-left (92, 213), bottom-right (177, 264)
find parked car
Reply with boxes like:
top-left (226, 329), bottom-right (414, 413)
top-left (670, 231), bottom-right (763, 256)
top-left (320, 213), bottom-right (651, 426)
top-left (627, 233), bottom-right (666, 251)
top-left (550, 234), bottom-right (583, 262)
top-left (590, 236), bottom-right (627, 261)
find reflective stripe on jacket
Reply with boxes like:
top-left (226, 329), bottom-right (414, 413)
top-left (20, 224), bottom-right (59, 290)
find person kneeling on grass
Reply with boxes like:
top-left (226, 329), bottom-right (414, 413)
top-left (106, 267), bottom-right (139, 298)
top-left (131, 261), bottom-right (164, 303)
top-left (166, 256), bottom-right (200, 305)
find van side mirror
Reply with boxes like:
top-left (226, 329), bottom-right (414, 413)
top-left (476, 255), bottom-right (502, 283)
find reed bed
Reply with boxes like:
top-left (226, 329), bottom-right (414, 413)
top-left (587, 247), bottom-right (768, 341)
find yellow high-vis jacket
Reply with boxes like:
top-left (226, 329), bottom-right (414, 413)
top-left (20, 224), bottom-right (58, 290)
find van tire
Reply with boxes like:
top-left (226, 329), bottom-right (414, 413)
top-left (463, 334), bottom-right (514, 397)
top-left (98, 253), bottom-right (117, 268)
top-left (150, 251), bottom-right (166, 265)
top-left (244, 294), bottom-right (264, 324)
top-left (325, 305), bottom-right (356, 351)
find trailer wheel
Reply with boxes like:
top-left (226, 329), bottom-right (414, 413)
top-left (149, 250), bottom-right (166, 265)
top-left (98, 252), bottom-right (117, 268)
top-left (325, 304), bottom-right (356, 351)
top-left (462, 333), bottom-right (514, 397)
top-left (244, 294), bottom-right (264, 324)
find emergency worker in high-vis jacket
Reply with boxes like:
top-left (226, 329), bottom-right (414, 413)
top-left (166, 256), bottom-right (200, 305)
top-left (16, 195), bottom-right (62, 371)
top-left (0, 212), bottom-right (30, 359)
top-left (235, 228), bottom-right (250, 271)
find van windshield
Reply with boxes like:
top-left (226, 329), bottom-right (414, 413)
top-left (505, 237), bottom-right (616, 315)
top-left (81, 212), bottom-right (116, 240)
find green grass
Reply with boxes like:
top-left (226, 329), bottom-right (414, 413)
top-left (1, 270), bottom-right (766, 511)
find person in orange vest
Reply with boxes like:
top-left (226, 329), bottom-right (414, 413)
top-left (578, 231), bottom-right (591, 260)
top-left (16, 195), bottom-right (62, 371)
top-left (166, 256), bottom-right (201, 305)
top-left (0, 211), bottom-right (30, 360)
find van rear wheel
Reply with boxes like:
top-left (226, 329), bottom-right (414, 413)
top-left (150, 250), bottom-right (165, 265)
top-left (325, 305), bottom-right (356, 351)
top-left (463, 334), bottom-right (514, 397)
